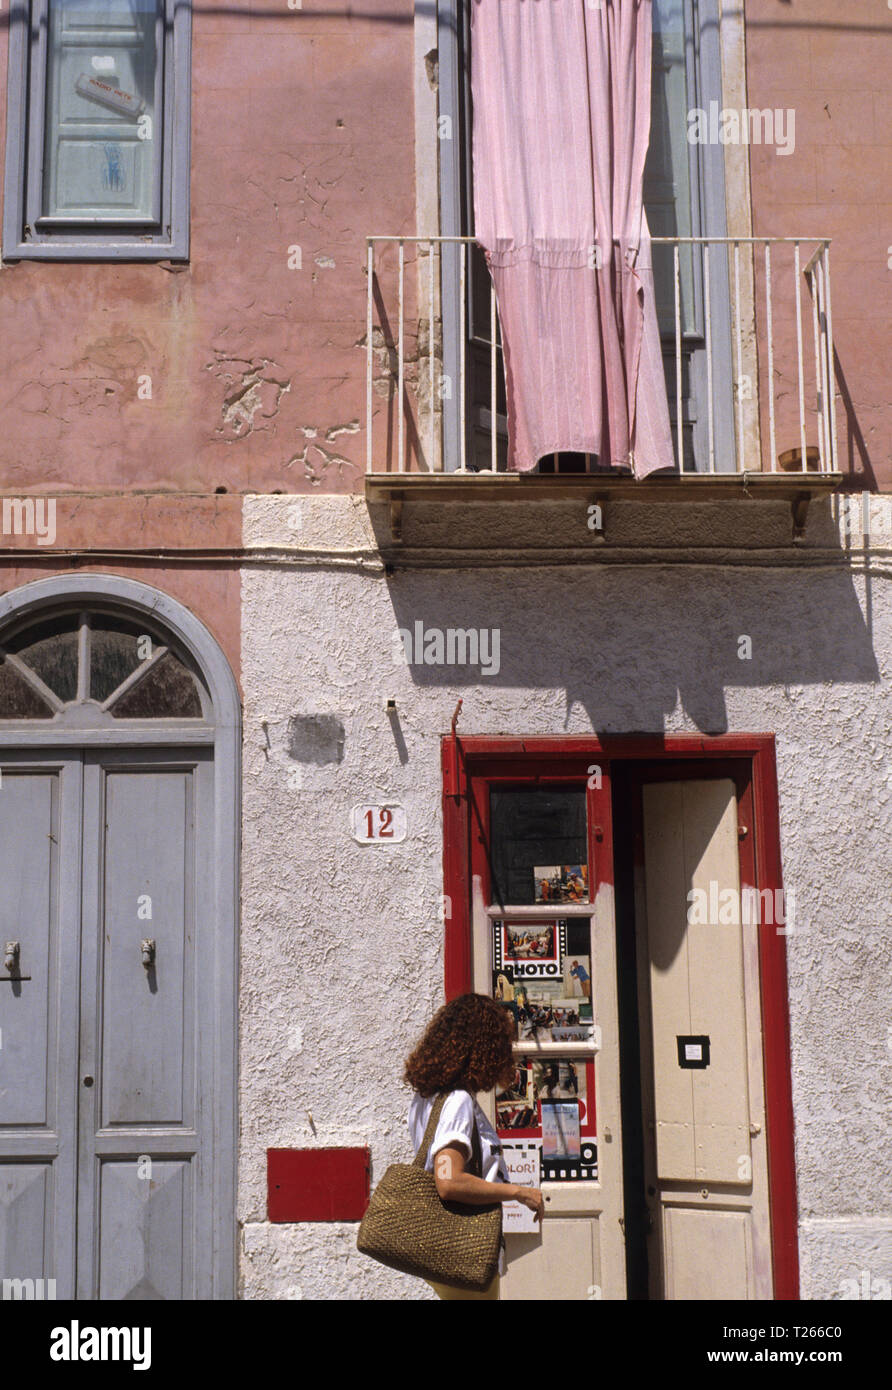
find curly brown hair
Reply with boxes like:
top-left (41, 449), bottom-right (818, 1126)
top-left (404, 993), bottom-right (515, 1097)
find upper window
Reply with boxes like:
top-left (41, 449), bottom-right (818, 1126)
top-left (438, 0), bottom-right (735, 475)
top-left (2, 0), bottom-right (191, 259)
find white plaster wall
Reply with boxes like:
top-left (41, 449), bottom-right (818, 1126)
top-left (239, 494), bottom-right (892, 1301)
top-left (799, 1220), bottom-right (892, 1301)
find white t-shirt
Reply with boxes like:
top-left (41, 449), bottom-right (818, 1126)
top-left (408, 1089), bottom-right (509, 1184)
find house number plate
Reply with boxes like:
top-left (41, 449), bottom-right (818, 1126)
top-left (350, 804), bottom-right (408, 844)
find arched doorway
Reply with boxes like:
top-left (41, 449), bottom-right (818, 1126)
top-left (0, 576), bottom-right (239, 1299)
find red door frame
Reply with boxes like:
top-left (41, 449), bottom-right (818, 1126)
top-left (441, 732), bottom-right (799, 1300)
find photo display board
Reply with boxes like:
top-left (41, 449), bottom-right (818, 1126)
top-left (493, 918), bottom-right (594, 1043)
top-left (493, 916), bottom-right (598, 1181)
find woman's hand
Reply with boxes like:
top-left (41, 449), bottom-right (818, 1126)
top-left (512, 1185), bottom-right (544, 1222)
top-left (434, 1146), bottom-right (544, 1219)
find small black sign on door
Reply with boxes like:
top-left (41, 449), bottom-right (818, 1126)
top-left (677, 1035), bottom-right (710, 1069)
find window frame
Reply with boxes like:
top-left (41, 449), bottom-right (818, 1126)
top-left (2, 0), bottom-right (191, 261)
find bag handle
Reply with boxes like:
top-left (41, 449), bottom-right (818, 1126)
top-left (413, 1093), bottom-right (449, 1169)
top-left (413, 1090), bottom-right (486, 1177)
top-left (469, 1105), bottom-right (484, 1178)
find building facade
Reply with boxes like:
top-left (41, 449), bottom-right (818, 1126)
top-left (0, 0), bottom-right (889, 1300)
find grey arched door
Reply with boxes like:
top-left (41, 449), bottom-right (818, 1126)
top-left (0, 580), bottom-right (239, 1299)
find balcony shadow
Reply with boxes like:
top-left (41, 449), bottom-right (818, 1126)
top-left (833, 347), bottom-right (877, 491)
top-left (382, 559), bottom-right (879, 735)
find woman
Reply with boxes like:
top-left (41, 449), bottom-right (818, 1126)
top-left (404, 993), bottom-right (544, 1300)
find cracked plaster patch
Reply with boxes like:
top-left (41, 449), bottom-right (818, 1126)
top-left (282, 439), bottom-right (358, 484)
top-left (207, 354), bottom-right (292, 441)
top-left (283, 421), bottom-right (360, 483)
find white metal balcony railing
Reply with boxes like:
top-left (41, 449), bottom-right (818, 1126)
top-left (365, 235), bottom-right (838, 480)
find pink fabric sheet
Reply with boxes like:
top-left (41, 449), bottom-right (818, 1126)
top-left (471, 0), bottom-right (675, 476)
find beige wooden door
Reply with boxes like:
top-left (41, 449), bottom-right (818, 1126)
top-left (636, 779), bottom-right (773, 1299)
top-left (471, 876), bottom-right (627, 1301)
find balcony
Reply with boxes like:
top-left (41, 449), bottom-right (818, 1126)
top-left (364, 235), bottom-right (843, 550)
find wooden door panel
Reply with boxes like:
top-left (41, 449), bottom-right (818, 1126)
top-left (638, 777), bottom-right (773, 1299)
top-left (97, 1159), bottom-right (191, 1300)
top-left (0, 771), bottom-right (57, 1126)
top-left (501, 1218), bottom-right (599, 1301)
top-left (77, 752), bottom-right (209, 1299)
top-left (0, 1165), bottom-right (53, 1285)
top-left (101, 770), bottom-right (192, 1127)
top-left (663, 1204), bottom-right (754, 1300)
top-left (468, 776), bottom-right (626, 1301)
top-left (0, 758), bottom-right (81, 1296)
top-left (643, 780), bottom-right (751, 1183)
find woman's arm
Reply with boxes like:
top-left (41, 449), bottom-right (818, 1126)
top-left (434, 1145), bottom-right (544, 1221)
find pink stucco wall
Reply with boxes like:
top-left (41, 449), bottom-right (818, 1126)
top-left (0, 0), bottom-right (416, 496)
top-left (1, 2), bottom-right (886, 493)
top-left (745, 0), bottom-right (891, 489)
top-left (0, 555), bottom-right (242, 686)
top-left (0, 495), bottom-right (243, 677)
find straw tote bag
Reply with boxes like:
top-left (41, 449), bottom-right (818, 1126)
top-left (356, 1092), bottom-right (502, 1291)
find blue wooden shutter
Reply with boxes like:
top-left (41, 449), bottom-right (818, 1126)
top-left (645, 0), bottom-right (736, 473)
top-left (646, 0), bottom-right (696, 336)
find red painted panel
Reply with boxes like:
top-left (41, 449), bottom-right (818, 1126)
top-left (442, 738), bottom-right (472, 1000)
top-left (267, 1147), bottom-right (370, 1223)
top-left (751, 742), bottom-right (800, 1300)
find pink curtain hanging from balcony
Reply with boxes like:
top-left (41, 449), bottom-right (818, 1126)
top-left (471, 0), bottom-right (674, 476)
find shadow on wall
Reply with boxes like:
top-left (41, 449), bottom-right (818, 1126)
top-left (834, 348), bottom-right (877, 488)
top-left (382, 564), bottom-right (879, 735)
